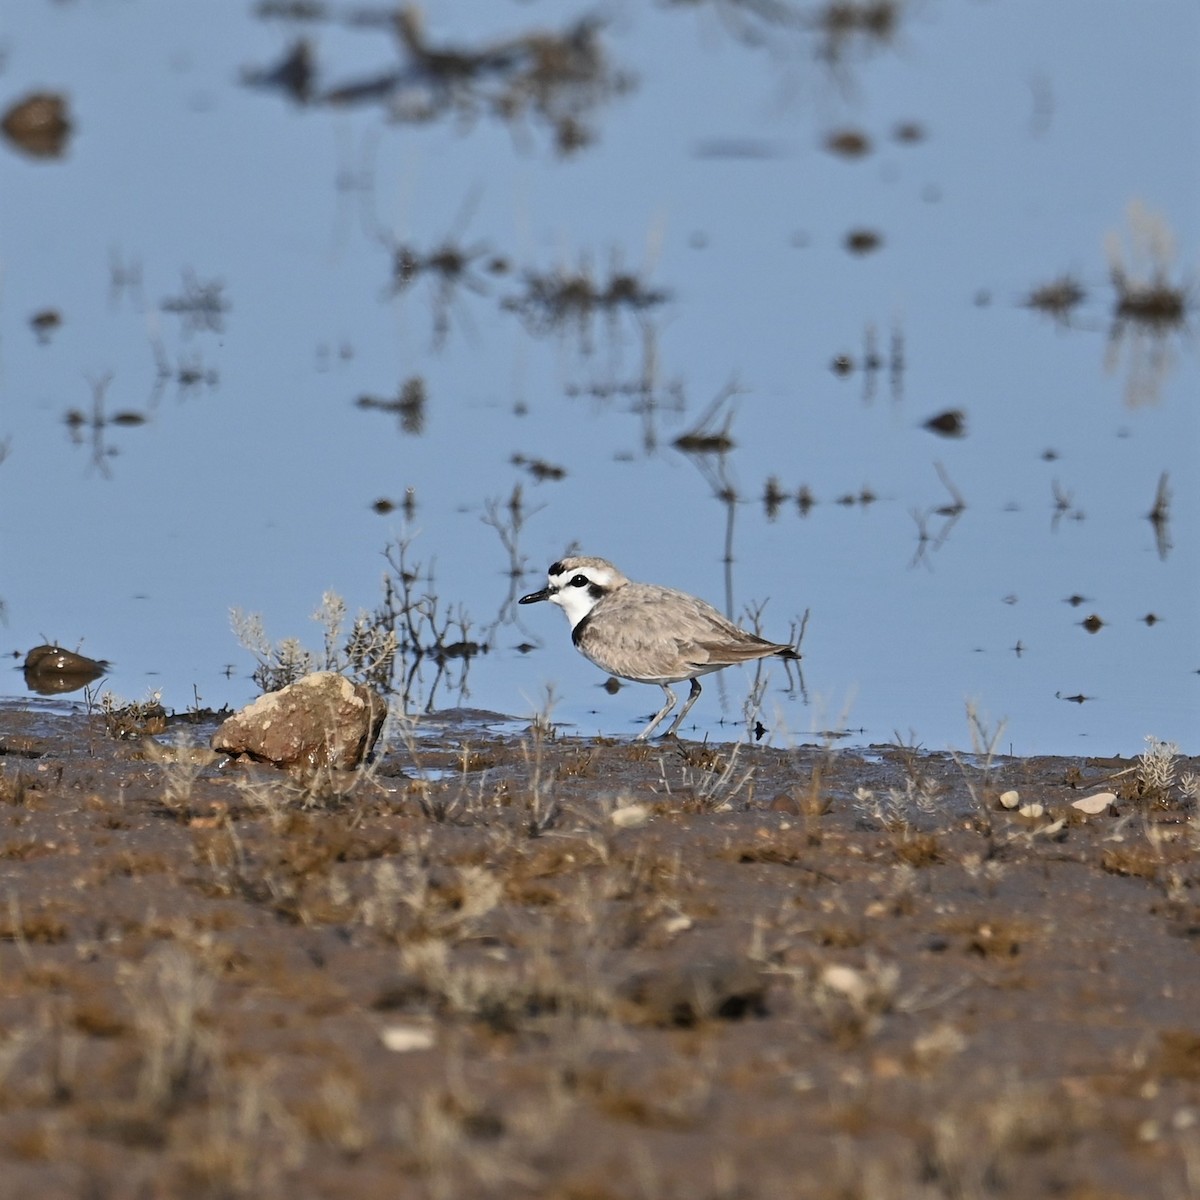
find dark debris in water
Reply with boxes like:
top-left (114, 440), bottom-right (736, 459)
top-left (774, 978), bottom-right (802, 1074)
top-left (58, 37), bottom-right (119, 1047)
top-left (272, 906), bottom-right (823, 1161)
top-left (843, 227), bottom-right (883, 255)
top-left (810, 0), bottom-right (904, 63)
top-left (62, 374), bottom-right (150, 477)
top-left (30, 308), bottom-right (63, 344)
top-left (922, 408), bottom-right (966, 438)
top-left (377, 215), bottom-right (500, 348)
top-left (1, 91), bottom-right (72, 158)
top-left (356, 376), bottom-right (427, 435)
top-left (672, 383), bottom-right (738, 456)
top-left (762, 476), bottom-right (789, 520)
top-left (1023, 274), bottom-right (1087, 325)
top-left (673, 427), bottom-right (735, 455)
top-left (241, 37), bottom-right (316, 104)
top-left (502, 261), bottom-right (670, 345)
top-left (511, 453), bottom-right (566, 483)
top-left (371, 489), bottom-right (418, 520)
top-left (824, 128), bottom-right (871, 158)
top-left (245, 6), bottom-right (633, 155)
top-left (891, 119), bottom-right (925, 143)
top-left (160, 271), bottom-right (230, 336)
top-left (1112, 269), bottom-right (1188, 327)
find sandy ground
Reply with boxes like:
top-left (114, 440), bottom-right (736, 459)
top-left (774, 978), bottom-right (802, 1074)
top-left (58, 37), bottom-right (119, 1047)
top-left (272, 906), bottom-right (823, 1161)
top-left (0, 702), bottom-right (1198, 1199)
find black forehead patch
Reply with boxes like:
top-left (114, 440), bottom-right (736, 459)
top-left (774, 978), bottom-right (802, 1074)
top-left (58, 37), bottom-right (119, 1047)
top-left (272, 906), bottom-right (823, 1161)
top-left (548, 560), bottom-right (565, 576)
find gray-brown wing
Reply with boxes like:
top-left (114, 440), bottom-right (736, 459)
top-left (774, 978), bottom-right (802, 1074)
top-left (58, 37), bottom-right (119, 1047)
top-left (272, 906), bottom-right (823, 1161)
top-left (637, 586), bottom-right (792, 667)
top-left (576, 584), bottom-right (792, 681)
top-left (691, 635), bottom-right (796, 668)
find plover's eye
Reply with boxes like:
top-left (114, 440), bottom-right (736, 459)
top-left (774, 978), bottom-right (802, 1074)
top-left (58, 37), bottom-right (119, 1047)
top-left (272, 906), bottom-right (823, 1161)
top-left (569, 575), bottom-right (590, 588)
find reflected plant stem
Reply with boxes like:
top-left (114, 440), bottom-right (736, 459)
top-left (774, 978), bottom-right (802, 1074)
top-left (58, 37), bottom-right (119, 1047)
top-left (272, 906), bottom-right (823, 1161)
top-left (484, 483), bottom-right (547, 636)
top-left (637, 319), bottom-right (662, 456)
top-left (1147, 471), bottom-right (1172, 561)
top-left (910, 464), bottom-right (967, 569)
top-left (722, 471), bottom-right (737, 620)
top-left (683, 443), bottom-right (740, 619)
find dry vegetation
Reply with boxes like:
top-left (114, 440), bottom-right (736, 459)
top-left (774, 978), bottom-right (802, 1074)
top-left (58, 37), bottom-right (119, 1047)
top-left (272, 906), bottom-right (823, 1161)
top-left (0, 706), bottom-right (1198, 1198)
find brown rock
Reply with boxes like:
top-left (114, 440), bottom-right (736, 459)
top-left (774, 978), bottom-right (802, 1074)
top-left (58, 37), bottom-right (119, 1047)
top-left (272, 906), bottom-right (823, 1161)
top-left (23, 645), bottom-right (109, 695)
top-left (211, 672), bottom-right (387, 770)
top-left (768, 790), bottom-right (802, 815)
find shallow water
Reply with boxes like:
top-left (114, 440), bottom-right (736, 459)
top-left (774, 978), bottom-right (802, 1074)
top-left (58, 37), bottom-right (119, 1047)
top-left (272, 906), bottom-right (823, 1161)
top-left (1, 1), bottom-right (1196, 754)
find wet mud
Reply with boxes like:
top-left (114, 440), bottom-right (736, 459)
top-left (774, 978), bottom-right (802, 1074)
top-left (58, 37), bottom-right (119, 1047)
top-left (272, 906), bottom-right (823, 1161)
top-left (1, 703), bottom-right (1198, 1198)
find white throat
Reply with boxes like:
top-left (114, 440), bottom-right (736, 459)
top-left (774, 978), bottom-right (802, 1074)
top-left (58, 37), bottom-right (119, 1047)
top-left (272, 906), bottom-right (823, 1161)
top-left (544, 563), bottom-right (622, 630)
top-left (551, 580), bottom-right (602, 630)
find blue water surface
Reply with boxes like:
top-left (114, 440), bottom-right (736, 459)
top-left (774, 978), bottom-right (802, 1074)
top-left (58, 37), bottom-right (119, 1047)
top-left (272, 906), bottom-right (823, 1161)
top-left (1, 0), bottom-right (1196, 754)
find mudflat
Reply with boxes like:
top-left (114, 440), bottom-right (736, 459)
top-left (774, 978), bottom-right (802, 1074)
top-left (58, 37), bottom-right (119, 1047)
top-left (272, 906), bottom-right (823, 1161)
top-left (1, 704), bottom-right (1197, 1199)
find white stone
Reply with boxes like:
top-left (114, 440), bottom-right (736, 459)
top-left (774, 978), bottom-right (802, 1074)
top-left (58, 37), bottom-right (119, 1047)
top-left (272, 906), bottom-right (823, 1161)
top-left (611, 803), bottom-right (649, 828)
top-left (1071, 791), bottom-right (1115, 814)
top-left (380, 1024), bottom-right (435, 1053)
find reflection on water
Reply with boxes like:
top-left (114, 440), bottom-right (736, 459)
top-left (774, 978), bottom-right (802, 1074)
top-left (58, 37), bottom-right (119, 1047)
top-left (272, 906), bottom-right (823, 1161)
top-left (0, 1), bottom-right (1195, 754)
top-left (1105, 203), bottom-right (1190, 409)
top-left (246, 5), bottom-right (632, 155)
top-left (1023, 201), bottom-right (1191, 409)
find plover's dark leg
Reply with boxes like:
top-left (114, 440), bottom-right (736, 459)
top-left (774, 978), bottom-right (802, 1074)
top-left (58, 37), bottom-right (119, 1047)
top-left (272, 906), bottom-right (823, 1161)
top-left (664, 678), bottom-right (703, 737)
top-left (636, 683), bottom-right (678, 740)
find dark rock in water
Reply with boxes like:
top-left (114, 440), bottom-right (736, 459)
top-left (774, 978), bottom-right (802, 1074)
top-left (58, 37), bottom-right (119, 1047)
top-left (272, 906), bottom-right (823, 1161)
top-left (922, 408), bottom-right (967, 438)
top-left (23, 645), bottom-right (109, 695)
top-left (211, 672), bottom-right (387, 770)
top-left (1, 92), bottom-right (72, 158)
top-left (30, 308), bottom-right (63, 343)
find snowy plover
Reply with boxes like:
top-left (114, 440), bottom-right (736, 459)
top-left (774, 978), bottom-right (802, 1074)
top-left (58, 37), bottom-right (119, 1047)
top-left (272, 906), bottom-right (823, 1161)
top-left (519, 556), bottom-right (799, 739)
